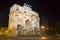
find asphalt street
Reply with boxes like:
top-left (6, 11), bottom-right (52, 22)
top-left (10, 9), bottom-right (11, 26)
top-left (0, 36), bottom-right (60, 40)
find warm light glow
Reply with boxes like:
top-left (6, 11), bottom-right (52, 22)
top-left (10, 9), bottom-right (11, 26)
top-left (41, 26), bottom-right (44, 29)
top-left (40, 36), bottom-right (47, 39)
top-left (5, 30), bottom-right (8, 34)
top-left (8, 24), bottom-right (13, 30)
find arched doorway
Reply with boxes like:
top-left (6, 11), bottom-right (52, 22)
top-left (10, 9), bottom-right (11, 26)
top-left (25, 20), bottom-right (32, 36)
top-left (25, 20), bottom-right (32, 31)
top-left (17, 24), bottom-right (23, 36)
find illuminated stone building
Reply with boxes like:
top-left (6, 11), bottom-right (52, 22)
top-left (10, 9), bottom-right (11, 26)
top-left (8, 3), bottom-right (40, 36)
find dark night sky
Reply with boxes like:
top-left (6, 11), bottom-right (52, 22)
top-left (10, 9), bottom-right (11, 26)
top-left (0, 0), bottom-right (59, 27)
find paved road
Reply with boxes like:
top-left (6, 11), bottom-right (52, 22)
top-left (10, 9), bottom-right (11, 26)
top-left (0, 36), bottom-right (39, 40)
top-left (0, 36), bottom-right (60, 40)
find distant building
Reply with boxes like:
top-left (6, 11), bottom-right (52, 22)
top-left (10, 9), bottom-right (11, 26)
top-left (8, 3), bottom-right (40, 36)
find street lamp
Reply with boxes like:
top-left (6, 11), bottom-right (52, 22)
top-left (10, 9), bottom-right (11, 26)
top-left (41, 25), bottom-right (48, 36)
top-left (41, 25), bottom-right (46, 36)
top-left (41, 26), bottom-right (45, 30)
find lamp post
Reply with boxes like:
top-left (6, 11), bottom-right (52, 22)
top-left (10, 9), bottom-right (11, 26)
top-left (41, 25), bottom-right (46, 36)
top-left (41, 26), bottom-right (45, 30)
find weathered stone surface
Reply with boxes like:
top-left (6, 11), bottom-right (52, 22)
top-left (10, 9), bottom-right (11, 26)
top-left (8, 4), bottom-right (40, 36)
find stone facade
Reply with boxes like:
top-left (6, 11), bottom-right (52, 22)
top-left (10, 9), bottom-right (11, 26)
top-left (8, 4), bottom-right (40, 36)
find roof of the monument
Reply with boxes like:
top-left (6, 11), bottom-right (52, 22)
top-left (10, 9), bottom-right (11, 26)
top-left (10, 4), bottom-right (39, 16)
top-left (10, 3), bottom-right (32, 10)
